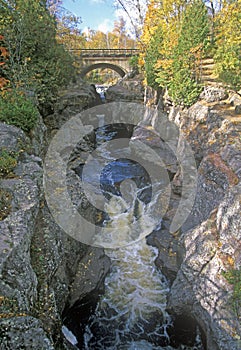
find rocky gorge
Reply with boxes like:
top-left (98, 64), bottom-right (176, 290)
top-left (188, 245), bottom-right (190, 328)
top-left (0, 75), bottom-right (240, 349)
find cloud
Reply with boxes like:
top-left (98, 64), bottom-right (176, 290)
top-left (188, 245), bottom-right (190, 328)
top-left (97, 18), bottom-right (113, 33)
top-left (82, 19), bottom-right (113, 34)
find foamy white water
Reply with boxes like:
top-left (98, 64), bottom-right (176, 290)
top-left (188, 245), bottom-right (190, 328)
top-left (83, 241), bottom-right (172, 350)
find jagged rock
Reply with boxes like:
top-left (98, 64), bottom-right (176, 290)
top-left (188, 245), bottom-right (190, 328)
top-left (229, 92), bottom-right (241, 107)
top-left (199, 86), bottom-right (228, 103)
top-left (220, 144), bottom-right (241, 181)
top-left (44, 80), bottom-right (102, 131)
top-left (0, 123), bottom-right (31, 153)
top-left (168, 183), bottom-right (241, 350)
top-left (131, 125), bottom-right (178, 175)
top-left (0, 316), bottom-right (54, 350)
top-left (67, 247), bottom-right (110, 308)
top-left (160, 89), bottom-right (241, 350)
top-left (181, 153), bottom-right (238, 233)
top-left (106, 75), bottom-right (144, 103)
top-left (235, 104), bottom-right (241, 114)
top-left (0, 162), bottom-right (42, 312)
top-left (0, 151), bottom-right (51, 347)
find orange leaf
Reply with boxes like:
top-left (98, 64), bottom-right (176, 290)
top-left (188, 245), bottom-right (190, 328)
top-left (0, 47), bottom-right (9, 58)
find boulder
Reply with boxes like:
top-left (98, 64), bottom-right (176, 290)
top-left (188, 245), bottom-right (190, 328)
top-left (229, 92), bottom-right (241, 107)
top-left (199, 86), bottom-right (228, 103)
top-left (106, 75), bottom-right (144, 103)
top-left (0, 123), bottom-right (30, 153)
top-left (44, 80), bottom-right (102, 131)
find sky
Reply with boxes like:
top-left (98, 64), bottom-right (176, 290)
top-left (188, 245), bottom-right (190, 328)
top-left (62, 0), bottom-right (119, 34)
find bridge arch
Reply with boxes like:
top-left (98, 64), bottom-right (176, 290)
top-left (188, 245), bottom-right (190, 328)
top-left (80, 63), bottom-right (126, 79)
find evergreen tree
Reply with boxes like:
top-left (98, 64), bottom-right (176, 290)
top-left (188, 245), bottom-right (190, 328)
top-left (142, 0), bottom-right (210, 106)
top-left (166, 0), bottom-right (210, 106)
top-left (214, 0), bottom-right (241, 89)
top-left (144, 25), bottom-right (163, 88)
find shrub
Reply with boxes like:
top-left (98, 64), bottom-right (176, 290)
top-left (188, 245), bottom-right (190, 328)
top-left (0, 149), bottom-right (18, 177)
top-left (0, 91), bottom-right (38, 132)
top-left (0, 188), bottom-right (12, 220)
top-left (214, 45), bottom-right (241, 90)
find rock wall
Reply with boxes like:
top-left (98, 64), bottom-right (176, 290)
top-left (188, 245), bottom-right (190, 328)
top-left (148, 86), bottom-right (241, 350)
top-left (0, 81), bottom-right (110, 349)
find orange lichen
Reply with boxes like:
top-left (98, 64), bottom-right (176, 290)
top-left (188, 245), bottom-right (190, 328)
top-left (207, 153), bottom-right (239, 186)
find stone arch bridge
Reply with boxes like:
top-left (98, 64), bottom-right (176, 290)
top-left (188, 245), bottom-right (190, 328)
top-left (70, 49), bottom-right (139, 78)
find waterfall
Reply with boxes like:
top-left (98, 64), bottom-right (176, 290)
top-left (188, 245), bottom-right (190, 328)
top-left (83, 180), bottom-right (171, 348)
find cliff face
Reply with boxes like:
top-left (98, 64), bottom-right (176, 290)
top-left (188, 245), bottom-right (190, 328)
top-left (0, 117), bottom-right (54, 349)
top-left (150, 86), bottom-right (241, 350)
top-left (0, 82), bottom-right (110, 349)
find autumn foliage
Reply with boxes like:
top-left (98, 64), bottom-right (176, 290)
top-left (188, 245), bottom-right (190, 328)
top-left (0, 0), bottom-right (75, 113)
top-left (140, 0), bottom-right (241, 106)
top-left (214, 0), bottom-right (241, 89)
top-left (0, 35), bottom-right (9, 90)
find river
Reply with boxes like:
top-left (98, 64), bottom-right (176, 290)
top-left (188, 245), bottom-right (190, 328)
top-left (62, 120), bottom-right (204, 350)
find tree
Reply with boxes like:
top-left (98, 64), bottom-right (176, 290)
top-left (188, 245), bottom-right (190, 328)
top-left (144, 24), bottom-right (163, 88)
top-left (113, 17), bottom-right (127, 48)
top-left (177, 0), bottom-right (210, 82)
top-left (141, 0), bottom-right (210, 106)
top-left (114, 0), bottom-right (148, 39)
top-left (47, 0), bottom-right (85, 50)
top-left (0, 0), bottom-right (75, 111)
top-left (214, 0), bottom-right (241, 89)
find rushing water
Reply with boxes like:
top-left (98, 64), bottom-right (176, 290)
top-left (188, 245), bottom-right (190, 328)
top-left (63, 122), bottom-right (204, 350)
top-left (83, 242), bottom-right (171, 349)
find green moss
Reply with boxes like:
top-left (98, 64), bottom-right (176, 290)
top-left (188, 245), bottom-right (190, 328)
top-left (222, 268), bottom-right (241, 318)
top-left (0, 149), bottom-right (17, 178)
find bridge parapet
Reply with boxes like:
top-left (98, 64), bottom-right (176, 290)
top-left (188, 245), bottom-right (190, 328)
top-left (70, 48), bottom-right (140, 58)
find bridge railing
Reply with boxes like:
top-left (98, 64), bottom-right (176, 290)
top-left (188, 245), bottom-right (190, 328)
top-left (69, 48), bottom-right (140, 57)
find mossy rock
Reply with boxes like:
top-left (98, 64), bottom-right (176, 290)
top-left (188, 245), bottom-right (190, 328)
top-left (0, 149), bottom-right (18, 178)
top-left (0, 188), bottom-right (12, 221)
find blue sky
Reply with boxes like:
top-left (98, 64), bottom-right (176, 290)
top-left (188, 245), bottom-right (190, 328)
top-left (62, 0), bottom-right (118, 33)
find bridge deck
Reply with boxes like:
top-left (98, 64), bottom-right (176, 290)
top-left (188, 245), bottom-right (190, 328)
top-left (69, 48), bottom-right (140, 57)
